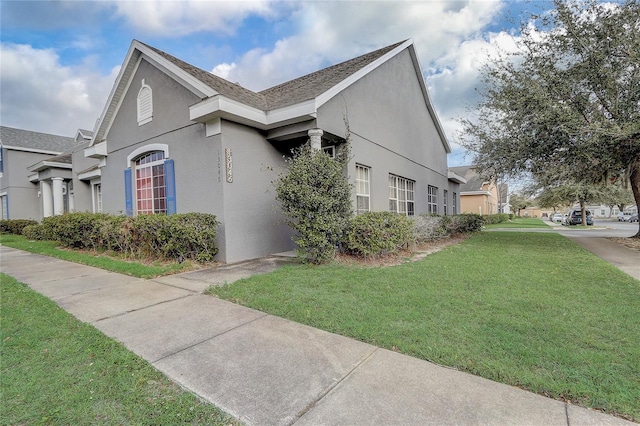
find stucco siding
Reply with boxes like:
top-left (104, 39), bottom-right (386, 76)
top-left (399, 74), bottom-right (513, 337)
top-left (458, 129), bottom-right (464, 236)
top-left (1, 150), bottom-right (54, 220)
top-left (220, 120), bottom-right (294, 263)
top-left (318, 49), bottom-right (451, 215)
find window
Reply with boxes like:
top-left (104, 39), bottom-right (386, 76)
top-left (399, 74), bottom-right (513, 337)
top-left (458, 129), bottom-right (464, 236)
top-left (124, 145), bottom-right (175, 217)
top-left (356, 164), bottom-right (370, 214)
top-left (443, 189), bottom-right (448, 215)
top-left (389, 174), bottom-right (415, 216)
top-left (135, 151), bottom-right (166, 215)
top-left (137, 79), bottom-right (153, 125)
top-left (322, 146), bottom-right (335, 159)
top-left (453, 192), bottom-right (457, 214)
top-left (0, 194), bottom-right (7, 219)
top-left (94, 183), bottom-right (102, 213)
top-left (428, 185), bottom-right (438, 214)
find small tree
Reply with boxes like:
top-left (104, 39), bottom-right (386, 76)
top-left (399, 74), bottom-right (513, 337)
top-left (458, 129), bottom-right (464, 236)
top-left (509, 193), bottom-right (531, 217)
top-left (275, 143), bottom-right (352, 264)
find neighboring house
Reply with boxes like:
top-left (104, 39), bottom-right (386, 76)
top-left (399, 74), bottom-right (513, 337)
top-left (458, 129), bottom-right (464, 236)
top-left (79, 39), bottom-right (461, 263)
top-left (0, 126), bottom-right (80, 220)
top-left (449, 166), bottom-right (501, 215)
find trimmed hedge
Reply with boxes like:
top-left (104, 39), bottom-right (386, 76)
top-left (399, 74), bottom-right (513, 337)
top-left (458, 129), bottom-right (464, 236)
top-left (0, 219), bottom-right (38, 235)
top-left (20, 212), bottom-right (219, 263)
top-left (481, 213), bottom-right (510, 225)
top-left (344, 212), bottom-right (413, 258)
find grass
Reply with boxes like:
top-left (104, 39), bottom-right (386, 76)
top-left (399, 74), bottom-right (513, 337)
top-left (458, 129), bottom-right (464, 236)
top-left (483, 217), bottom-right (551, 228)
top-left (0, 234), bottom-right (194, 278)
top-left (0, 274), bottom-right (237, 425)
top-left (209, 232), bottom-right (640, 422)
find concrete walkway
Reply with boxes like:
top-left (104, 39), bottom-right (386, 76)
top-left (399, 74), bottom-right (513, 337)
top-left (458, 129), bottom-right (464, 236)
top-left (1, 245), bottom-right (637, 426)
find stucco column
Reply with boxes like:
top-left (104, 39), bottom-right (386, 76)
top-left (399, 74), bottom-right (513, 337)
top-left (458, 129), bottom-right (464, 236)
top-left (308, 128), bottom-right (323, 151)
top-left (41, 180), bottom-right (53, 218)
top-left (52, 177), bottom-right (64, 216)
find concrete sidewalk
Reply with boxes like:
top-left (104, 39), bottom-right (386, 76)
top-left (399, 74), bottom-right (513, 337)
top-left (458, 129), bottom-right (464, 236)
top-left (564, 237), bottom-right (640, 281)
top-left (1, 245), bottom-right (636, 426)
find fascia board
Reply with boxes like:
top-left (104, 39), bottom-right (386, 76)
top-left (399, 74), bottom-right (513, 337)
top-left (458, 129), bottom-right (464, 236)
top-left (190, 96), bottom-right (316, 129)
top-left (91, 40), bottom-right (218, 147)
top-left (28, 161), bottom-right (73, 172)
top-left (3, 145), bottom-right (62, 155)
top-left (460, 190), bottom-right (493, 196)
top-left (447, 171), bottom-right (467, 184)
top-left (408, 45), bottom-right (452, 154)
top-left (78, 168), bottom-right (101, 181)
top-left (84, 141), bottom-right (108, 159)
top-left (315, 40), bottom-right (413, 109)
top-left (90, 43), bottom-right (141, 146)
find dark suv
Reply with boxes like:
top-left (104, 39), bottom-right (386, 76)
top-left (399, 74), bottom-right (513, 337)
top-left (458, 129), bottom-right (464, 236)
top-left (566, 209), bottom-right (593, 225)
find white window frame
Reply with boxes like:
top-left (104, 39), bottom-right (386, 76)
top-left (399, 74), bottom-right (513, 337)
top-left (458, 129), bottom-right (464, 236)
top-left (92, 182), bottom-right (102, 213)
top-left (134, 151), bottom-right (167, 215)
top-left (443, 189), bottom-right (448, 216)
top-left (0, 192), bottom-right (8, 220)
top-left (453, 192), bottom-right (457, 214)
top-left (428, 185), bottom-right (438, 214)
top-left (389, 174), bottom-right (415, 216)
top-left (355, 164), bottom-right (371, 214)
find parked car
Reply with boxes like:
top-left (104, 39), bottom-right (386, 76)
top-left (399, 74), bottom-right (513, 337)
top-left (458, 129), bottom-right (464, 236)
top-left (627, 213), bottom-right (639, 223)
top-left (551, 213), bottom-right (564, 223)
top-left (618, 212), bottom-right (632, 221)
top-left (566, 209), bottom-right (593, 226)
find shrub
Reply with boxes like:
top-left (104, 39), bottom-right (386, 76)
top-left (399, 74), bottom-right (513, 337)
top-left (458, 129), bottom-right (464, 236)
top-left (275, 143), bottom-right (352, 264)
top-left (412, 214), bottom-right (450, 242)
top-left (481, 213), bottom-right (509, 225)
top-left (344, 212), bottom-right (413, 258)
top-left (0, 219), bottom-right (38, 235)
top-left (16, 212), bottom-right (219, 263)
top-left (449, 213), bottom-right (483, 233)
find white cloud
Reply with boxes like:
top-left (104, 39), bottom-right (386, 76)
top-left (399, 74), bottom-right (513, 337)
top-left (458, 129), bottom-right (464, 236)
top-left (111, 0), bottom-right (275, 36)
top-left (0, 43), bottom-right (118, 136)
top-left (211, 62), bottom-right (237, 80)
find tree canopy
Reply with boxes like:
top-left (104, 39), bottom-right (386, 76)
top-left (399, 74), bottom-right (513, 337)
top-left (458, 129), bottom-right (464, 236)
top-left (461, 0), bottom-right (640, 235)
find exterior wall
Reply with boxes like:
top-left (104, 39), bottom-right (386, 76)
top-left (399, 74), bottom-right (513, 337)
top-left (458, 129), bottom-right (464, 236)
top-left (220, 120), bottom-right (295, 262)
top-left (0, 149), bottom-right (54, 220)
top-left (317, 49), bottom-right (454, 215)
top-left (99, 58), bottom-right (293, 262)
top-left (71, 141), bottom-right (100, 213)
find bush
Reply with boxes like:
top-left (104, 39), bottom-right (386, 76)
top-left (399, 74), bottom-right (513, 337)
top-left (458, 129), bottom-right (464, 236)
top-left (276, 143), bottom-right (352, 264)
top-left (481, 213), bottom-right (509, 225)
top-left (344, 212), bottom-right (413, 258)
top-left (449, 213), bottom-right (483, 233)
top-left (0, 219), bottom-right (38, 235)
top-left (15, 212), bottom-right (219, 263)
top-left (412, 214), bottom-right (458, 242)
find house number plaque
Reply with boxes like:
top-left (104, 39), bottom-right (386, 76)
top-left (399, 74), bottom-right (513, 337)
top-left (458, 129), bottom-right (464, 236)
top-left (225, 148), bottom-right (233, 183)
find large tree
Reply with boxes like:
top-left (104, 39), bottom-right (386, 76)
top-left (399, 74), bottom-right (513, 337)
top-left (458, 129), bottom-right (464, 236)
top-left (461, 0), bottom-right (640, 236)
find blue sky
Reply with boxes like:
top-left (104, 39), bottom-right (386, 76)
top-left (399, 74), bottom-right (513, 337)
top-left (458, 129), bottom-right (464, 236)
top-left (0, 0), bottom-right (550, 166)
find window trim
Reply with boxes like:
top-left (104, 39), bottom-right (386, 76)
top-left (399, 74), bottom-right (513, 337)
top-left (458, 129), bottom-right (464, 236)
top-left (443, 189), bottom-right (448, 216)
top-left (355, 164), bottom-right (371, 215)
top-left (428, 185), bottom-right (438, 214)
top-left (389, 174), bottom-right (415, 216)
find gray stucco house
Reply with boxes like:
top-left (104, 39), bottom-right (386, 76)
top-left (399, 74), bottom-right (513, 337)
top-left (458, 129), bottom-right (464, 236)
top-left (0, 126), bottom-right (86, 221)
top-left (4, 39), bottom-right (462, 263)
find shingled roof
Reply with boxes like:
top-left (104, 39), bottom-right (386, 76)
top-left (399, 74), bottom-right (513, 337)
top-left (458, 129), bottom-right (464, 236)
top-left (0, 126), bottom-right (77, 154)
top-left (140, 40), bottom-right (405, 112)
top-left (449, 166), bottom-right (488, 192)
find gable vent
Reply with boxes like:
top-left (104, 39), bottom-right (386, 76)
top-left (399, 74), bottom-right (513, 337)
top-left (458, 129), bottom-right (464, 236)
top-left (137, 79), bottom-right (153, 126)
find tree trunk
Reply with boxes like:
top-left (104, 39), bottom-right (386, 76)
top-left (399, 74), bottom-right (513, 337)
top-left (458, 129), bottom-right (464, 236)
top-left (630, 159), bottom-right (640, 238)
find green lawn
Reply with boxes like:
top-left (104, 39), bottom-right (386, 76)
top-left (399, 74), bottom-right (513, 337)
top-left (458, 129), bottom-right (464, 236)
top-left (483, 217), bottom-right (550, 228)
top-left (209, 232), bottom-right (640, 422)
top-left (0, 234), bottom-right (193, 278)
top-left (1, 274), bottom-right (236, 425)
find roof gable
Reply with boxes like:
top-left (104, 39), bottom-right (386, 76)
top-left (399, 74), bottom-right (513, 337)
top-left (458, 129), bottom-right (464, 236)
top-left (90, 39), bottom-right (450, 152)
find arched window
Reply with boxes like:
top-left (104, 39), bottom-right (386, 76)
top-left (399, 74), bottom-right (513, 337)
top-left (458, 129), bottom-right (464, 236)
top-left (137, 79), bottom-right (153, 125)
top-left (124, 146), bottom-right (175, 216)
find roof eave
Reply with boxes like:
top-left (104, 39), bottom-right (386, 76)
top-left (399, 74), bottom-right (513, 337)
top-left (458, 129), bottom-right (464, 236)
top-left (190, 95), bottom-right (317, 130)
top-left (90, 40), bottom-right (218, 146)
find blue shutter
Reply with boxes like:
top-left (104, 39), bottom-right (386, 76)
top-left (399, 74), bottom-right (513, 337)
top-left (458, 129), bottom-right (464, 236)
top-left (165, 159), bottom-right (176, 215)
top-left (124, 169), bottom-right (133, 216)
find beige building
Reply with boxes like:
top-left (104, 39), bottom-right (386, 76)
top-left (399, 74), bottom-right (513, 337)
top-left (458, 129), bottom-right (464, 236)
top-left (449, 166), bottom-right (504, 215)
